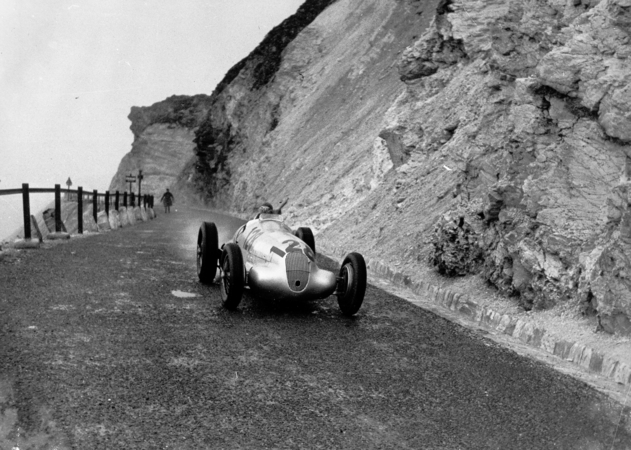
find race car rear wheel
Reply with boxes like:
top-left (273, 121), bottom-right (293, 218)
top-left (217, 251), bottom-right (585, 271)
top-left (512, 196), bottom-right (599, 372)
top-left (295, 227), bottom-right (316, 255)
top-left (220, 243), bottom-right (244, 310)
top-left (197, 222), bottom-right (218, 284)
top-left (336, 252), bottom-right (367, 316)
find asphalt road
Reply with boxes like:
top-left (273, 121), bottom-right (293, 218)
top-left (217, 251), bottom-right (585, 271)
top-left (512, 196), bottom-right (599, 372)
top-left (0, 206), bottom-right (629, 449)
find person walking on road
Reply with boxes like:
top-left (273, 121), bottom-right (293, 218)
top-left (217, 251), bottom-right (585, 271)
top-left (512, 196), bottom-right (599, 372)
top-left (160, 189), bottom-right (174, 213)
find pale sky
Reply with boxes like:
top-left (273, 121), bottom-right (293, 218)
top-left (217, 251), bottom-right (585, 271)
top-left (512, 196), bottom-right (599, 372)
top-left (0, 0), bottom-right (304, 239)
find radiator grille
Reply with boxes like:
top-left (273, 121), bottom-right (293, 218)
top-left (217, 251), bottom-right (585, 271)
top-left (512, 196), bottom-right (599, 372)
top-left (286, 252), bottom-right (310, 292)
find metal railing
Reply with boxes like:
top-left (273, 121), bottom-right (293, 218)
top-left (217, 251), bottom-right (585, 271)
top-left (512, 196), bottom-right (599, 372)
top-left (0, 183), bottom-right (155, 240)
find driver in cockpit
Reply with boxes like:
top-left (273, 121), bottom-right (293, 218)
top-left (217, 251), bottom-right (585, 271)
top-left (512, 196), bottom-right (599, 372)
top-left (257, 198), bottom-right (288, 218)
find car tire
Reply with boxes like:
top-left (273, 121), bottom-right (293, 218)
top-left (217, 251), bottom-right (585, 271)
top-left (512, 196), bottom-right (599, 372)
top-left (220, 243), bottom-right (244, 310)
top-left (295, 227), bottom-right (316, 255)
top-left (336, 252), bottom-right (367, 316)
top-left (197, 222), bottom-right (218, 284)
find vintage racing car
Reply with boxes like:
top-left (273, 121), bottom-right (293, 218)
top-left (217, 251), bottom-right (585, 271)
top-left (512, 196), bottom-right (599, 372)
top-left (196, 213), bottom-right (367, 315)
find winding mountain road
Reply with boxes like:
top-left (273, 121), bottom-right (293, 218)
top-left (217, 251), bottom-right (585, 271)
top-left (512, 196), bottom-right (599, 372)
top-left (0, 207), bottom-right (629, 449)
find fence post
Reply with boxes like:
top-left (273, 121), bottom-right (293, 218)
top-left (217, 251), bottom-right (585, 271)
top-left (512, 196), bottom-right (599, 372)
top-left (54, 184), bottom-right (62, 233)
top-left (77, 187), bottom-right (83, 234)
top-left (105, 191), bottom-right (110, 216)
top-left (92, 190), bottom-right (98, 223)
top-left (22, 183), bottom-right (32, 240)
top-left (115, 191), bottom-right (120, 211)
top-left (123, 192), bottom-right (127, 208)
top-left (131, 192), bottom-right (135, 208)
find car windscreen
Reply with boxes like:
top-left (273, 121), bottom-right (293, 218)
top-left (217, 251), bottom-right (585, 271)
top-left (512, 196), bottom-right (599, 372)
top-left (259, 215), bottom-right (292, 233)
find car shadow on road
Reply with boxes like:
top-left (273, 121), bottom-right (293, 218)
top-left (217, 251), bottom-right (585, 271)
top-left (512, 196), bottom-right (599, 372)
top-left (217, 291), bottom-right (364, 326)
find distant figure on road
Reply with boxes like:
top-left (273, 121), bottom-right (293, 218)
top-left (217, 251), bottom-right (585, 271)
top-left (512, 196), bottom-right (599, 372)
top-left (161, 189), bottom-right (174, 213)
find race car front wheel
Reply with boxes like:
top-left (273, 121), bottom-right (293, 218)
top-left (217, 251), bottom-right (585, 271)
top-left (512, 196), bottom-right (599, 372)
top-left (336, 252), bottom-right (367, 316)
top-left (295, 227), bottom-right (316, 255)
top-left (220, 243), bottom-right (244, 310)
top-left (197, 222), bottom-right (218, 284)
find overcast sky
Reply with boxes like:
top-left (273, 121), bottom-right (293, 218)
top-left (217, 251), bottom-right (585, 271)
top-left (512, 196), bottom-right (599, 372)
top-left (0, 0), bottom-right (304, 239)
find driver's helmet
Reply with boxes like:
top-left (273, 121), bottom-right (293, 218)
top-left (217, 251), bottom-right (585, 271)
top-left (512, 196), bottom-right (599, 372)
top-left (258, 202), bottom-right (273, 214)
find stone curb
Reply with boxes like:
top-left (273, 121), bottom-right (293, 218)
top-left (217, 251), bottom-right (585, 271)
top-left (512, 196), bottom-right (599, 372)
top-left (364, 258), bottom-right (631, 389)
top-left (1, 208), bottom-right (156, 252)
top-left (12, 239), bottom-right (41, 250)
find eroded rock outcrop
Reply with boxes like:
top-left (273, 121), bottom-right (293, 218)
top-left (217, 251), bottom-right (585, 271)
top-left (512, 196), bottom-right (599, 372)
top-left (408, 0), bottom-right (631, 334)
top-left (109, 95), bottom-right (213, 201)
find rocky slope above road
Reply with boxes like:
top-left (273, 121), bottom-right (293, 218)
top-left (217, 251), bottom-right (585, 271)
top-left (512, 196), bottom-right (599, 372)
top-left (111, 0), bottom-right (631, 336)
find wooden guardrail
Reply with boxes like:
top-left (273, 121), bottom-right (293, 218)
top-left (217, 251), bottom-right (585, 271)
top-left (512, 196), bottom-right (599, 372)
top-left (0, 183), bottom-right (155, 240)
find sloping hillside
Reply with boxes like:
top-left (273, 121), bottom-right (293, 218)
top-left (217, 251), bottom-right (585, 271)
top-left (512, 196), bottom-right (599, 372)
top-left (111, 0), bottom-right (631, 335)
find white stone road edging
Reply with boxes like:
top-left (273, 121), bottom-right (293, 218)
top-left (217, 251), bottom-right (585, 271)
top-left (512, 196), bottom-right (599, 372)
top-left (6, 207), bottom-right (157, 250)
top-left (365, 258), bottom-right (631, 389)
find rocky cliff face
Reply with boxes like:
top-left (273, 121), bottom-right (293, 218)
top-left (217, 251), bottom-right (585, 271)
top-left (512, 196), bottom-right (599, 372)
top-left (388, 0), bottom-right (631, 336)
top-left (111, 0), bottom-right (631, 335)
top-left (109, 95), bottom-right (213, 202)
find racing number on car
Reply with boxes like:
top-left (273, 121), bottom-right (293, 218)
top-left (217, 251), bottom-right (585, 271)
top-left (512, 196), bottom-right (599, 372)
top-left (270, 246), bottom-right (285, 257)
top-left (269, 240), bottom-right (315, 260)
top-left (283, 240), bottom-right (301, 253)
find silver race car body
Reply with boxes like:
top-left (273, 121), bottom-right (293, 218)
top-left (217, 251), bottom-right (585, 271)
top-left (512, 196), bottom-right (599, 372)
top-left (231, 214), bottom-right (336, 300)
top-left (196, 211), bottom-right (367, 315)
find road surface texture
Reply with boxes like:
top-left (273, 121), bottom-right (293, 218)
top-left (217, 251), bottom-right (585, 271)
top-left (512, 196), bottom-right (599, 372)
top-left (0, 206), bottom-right (629, 449)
